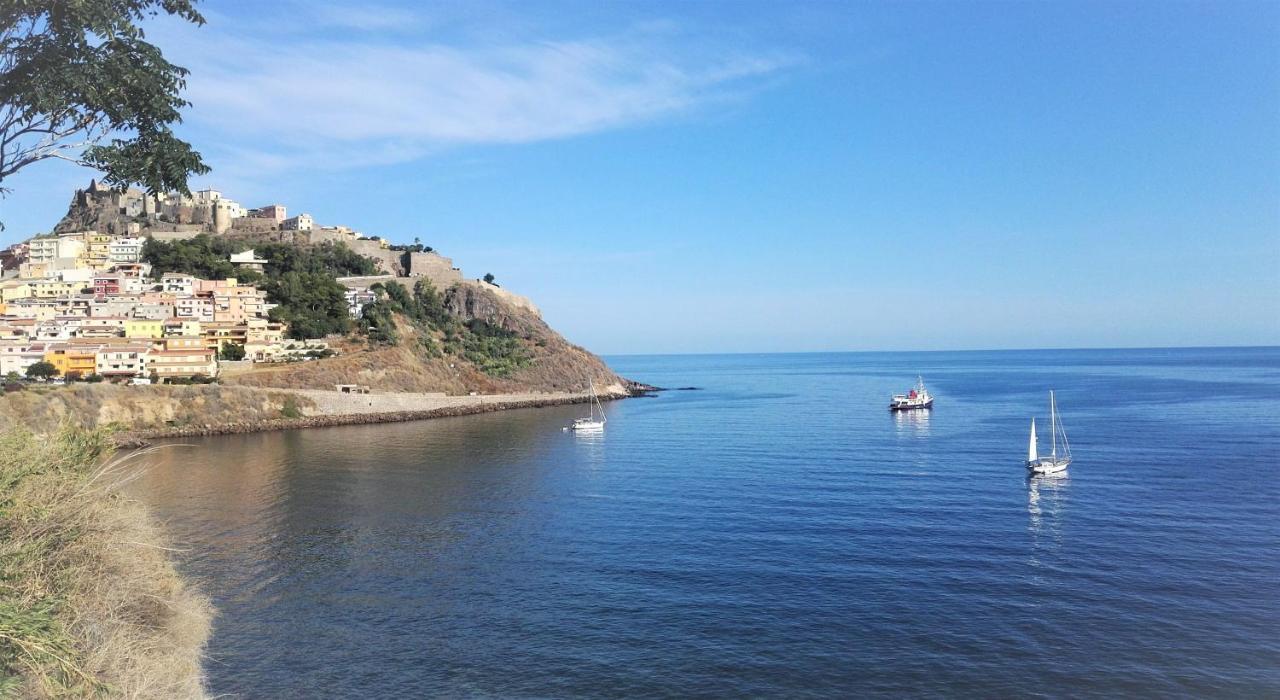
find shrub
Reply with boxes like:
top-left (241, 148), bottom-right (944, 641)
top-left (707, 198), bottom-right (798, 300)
top-left (280, 396), bottom-right (303, 419)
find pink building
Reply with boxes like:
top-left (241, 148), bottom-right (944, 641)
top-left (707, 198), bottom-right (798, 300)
top-left (250, 204), bottom-right (286, 223)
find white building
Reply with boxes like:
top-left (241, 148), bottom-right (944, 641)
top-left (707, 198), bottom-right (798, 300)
top-left (108, 237), bottom-right (146, 264)
top-left (192, 188), bottom-right (222, 203)
top-left (28, 236), bottom-right (83, 263)
top-left (96, 346), bottom-right (150, 379)
top-left (344, 288), bottom-right (377, 318)
top-left (282, 213), bottom-right (314, 231)
top-left (0, 342), bottom-right (46, 377)
top-left (175, 296), bottom-right (215, 322)
top-left (229, 249), bottom-right (268, 272)
top-left (53, 268), bottom-right (94, 284)
top-left (160, 273), bottom-right (195, 295)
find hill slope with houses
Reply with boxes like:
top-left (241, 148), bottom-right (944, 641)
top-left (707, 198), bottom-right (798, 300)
top-left (0, 182), bottom-right (631, 397)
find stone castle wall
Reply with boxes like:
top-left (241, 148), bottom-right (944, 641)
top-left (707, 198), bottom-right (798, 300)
top-left (407, 251), bottom-right (463, 288)
top-left (347, 239), bottom-right (403, 276)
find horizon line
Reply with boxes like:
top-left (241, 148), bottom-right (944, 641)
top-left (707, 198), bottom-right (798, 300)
top-left (601, 344), bottom-right (1280, 358)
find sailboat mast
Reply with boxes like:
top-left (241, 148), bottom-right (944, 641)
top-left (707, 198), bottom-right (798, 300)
top-left (586, 375), bottom-right (605, 423)
top-left (1049, 391), bottom-right (1058, 459)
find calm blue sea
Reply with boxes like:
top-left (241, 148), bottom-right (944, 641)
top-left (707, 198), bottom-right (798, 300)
top-left (130, 348), bottom-right (1280, 697)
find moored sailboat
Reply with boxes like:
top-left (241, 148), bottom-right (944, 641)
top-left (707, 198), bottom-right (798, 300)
top-left (1026, 390), bottom-right (1070, 474)
top-left (570, 378), bottom-right (607, 432)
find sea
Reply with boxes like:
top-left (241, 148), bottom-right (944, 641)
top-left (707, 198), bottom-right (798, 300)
top-left (128, 348), bottom-right (1280, 697)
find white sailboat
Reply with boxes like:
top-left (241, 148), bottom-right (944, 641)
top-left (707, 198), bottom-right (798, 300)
top-left (1026, 390), bottom-right (1070, 475)
top-left (570, 378), bottom-right (606, 432)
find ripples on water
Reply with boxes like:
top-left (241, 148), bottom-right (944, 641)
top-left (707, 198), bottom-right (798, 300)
top-left (129, 348), bottom-right (1280, 697)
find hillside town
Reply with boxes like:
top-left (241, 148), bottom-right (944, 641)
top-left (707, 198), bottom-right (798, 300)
top-left (0, 182), bottom-right (376, 383)
top-left (0, 180), bottom-right (541, 385)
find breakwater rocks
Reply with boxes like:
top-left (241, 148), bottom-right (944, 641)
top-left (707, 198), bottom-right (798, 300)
top-left (115, 393), bottom-right (604, 447)
top-left (624, 380), bottom-right (661, 395)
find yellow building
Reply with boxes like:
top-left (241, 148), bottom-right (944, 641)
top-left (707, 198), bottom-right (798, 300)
top-left (29, 279), bottom-right (82, 299)
top-left (148, 348), bottom-right (217, 380)
top-left (162, 336), bottom-right (205, 351)
top-left (124, 318), bottom-right (164, 339)
top-left (82, 233), bottom-right (113, 270)
top-left (44, 344), bottom-right (98, 377)
top-left (0, 282), bottom-right (32, 303)
top-left (201, 321), bottom-right (247, 351)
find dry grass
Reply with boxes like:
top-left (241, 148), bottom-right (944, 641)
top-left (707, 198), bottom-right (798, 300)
top-left (0, 429), bottom-right (211, 698)
top-left (0, 385), bottom-right (314, 436)
top-left (225, 306), bottom-right (623, 396)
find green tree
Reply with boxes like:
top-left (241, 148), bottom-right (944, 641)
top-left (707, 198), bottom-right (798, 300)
top-left (483, 273), bottom-right (496, 285)
top-left (218, 342), bottom-right (245, 361)
top-left (0, 0), bottom-right (209, 207)
top-left (24, 361), bottom-right (58, 381)
top-left (265, 271), bottom-right (351, 340)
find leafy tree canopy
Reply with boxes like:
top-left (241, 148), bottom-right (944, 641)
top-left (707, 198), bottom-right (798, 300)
top-left (266, 271), bottom-right (351, 340)
top-left (0, 0), bottom-right (209, 205)
top-left (218, 342), bottom-right (245, 361)
top-left (143, 235), bottom-right (378, 282)
top-left (24, 360), bottom-right (58, 379)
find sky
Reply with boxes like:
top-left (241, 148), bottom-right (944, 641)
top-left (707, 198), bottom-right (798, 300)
top-left (2, 0), bottom-right (1277, 354)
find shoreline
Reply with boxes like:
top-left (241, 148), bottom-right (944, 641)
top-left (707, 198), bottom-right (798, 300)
top-left (114, 390), bottom-right (621, 447)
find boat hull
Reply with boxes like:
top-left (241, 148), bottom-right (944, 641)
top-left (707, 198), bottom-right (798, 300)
top-left (571, 420), bottom-right (605, 432)
top-left (1026, 457), bottom-right (1070, 475)
top-left (889, 399), bottom-right (933, 411)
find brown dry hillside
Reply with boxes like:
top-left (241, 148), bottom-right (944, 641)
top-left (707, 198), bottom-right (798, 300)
top-left (227, 282), bottom-right (629, 395)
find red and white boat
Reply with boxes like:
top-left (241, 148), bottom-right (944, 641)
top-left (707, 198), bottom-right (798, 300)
top-left (889, 376), bottom-right (933, 411)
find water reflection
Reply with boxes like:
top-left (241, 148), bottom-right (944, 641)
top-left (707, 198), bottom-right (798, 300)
top-left (569, 426), bottom-right (607, 466)
top-left (1027, 472), bottom-right (1070, 544)
top-left (892, 408), bottom-right (931, 437)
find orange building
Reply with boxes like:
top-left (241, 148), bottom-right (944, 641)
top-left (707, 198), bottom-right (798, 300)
top-left (44, 343), bottom-right (99, 377)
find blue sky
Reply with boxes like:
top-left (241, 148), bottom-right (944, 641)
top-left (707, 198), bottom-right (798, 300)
top-left (2, 0), bottom-right (1277, 354)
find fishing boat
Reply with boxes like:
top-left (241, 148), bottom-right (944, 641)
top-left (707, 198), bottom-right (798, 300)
top-left (569, 379), bottom-right (607, 432)
top-left (889, 376), bottom-right (933, 411)
top-left (1026, 390), bottom-right (1071, 474)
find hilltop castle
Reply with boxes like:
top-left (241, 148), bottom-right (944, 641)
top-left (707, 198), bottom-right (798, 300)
top-left (51, 180), bottom-right (464, 288)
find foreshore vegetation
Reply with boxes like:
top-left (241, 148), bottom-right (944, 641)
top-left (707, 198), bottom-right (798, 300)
top-left (0, 428), bottom-right (210, 697)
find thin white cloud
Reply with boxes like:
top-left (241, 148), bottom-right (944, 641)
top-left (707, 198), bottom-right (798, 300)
top-left (309, 4), bottom-right (428, 32)
top-left (164, 11), bottom-right (795, 174)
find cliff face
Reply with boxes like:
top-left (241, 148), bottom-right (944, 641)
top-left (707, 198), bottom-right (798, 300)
top-left (53, 184), bottom-right (149, 236)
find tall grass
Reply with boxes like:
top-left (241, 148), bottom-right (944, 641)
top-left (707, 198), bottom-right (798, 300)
top-left (0, 429), bottom-right (210, 698)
